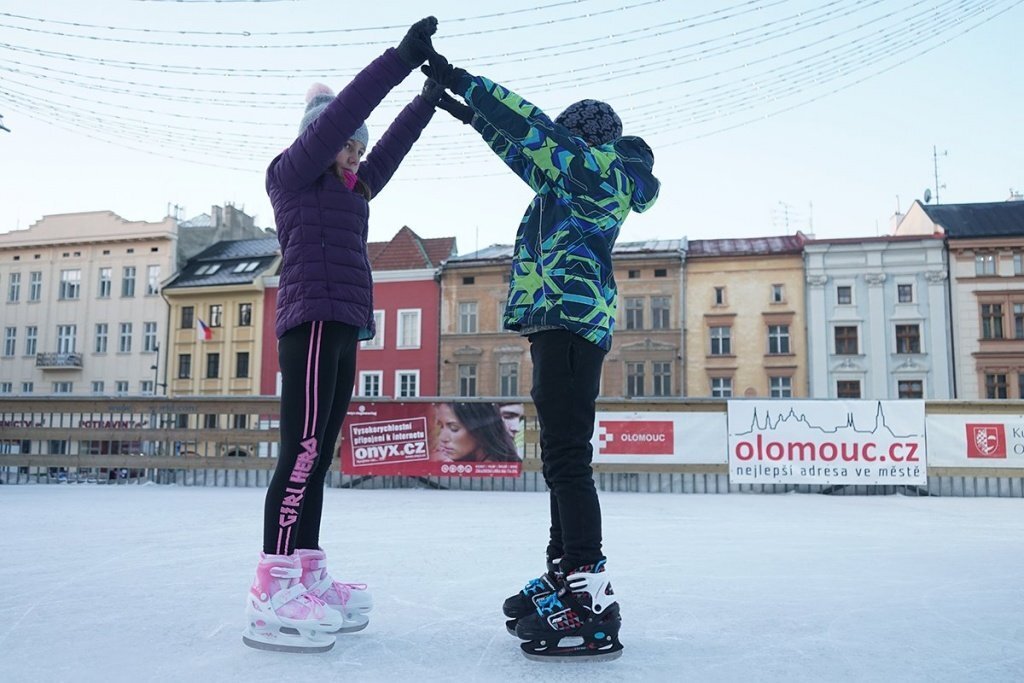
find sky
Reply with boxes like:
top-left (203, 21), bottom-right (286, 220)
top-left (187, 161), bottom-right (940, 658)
top-left (4, 485), bottom-right (1024, 681)
top-left (0, 0), bottom-right (1022, 253)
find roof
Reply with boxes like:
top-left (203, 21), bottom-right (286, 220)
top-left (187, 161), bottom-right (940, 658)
top-left (368, 226), bottom-right (456, 270)
top-left (178, 213), bottom-right (214, 229)
top-left (688, 234), bottom-right (805, 257)
top-left (164, 238), bottom-right (280, 289)
top-left (919, 201), bottom-right (1024, 238)
top-left (449, 239), bottom-right (686, 265)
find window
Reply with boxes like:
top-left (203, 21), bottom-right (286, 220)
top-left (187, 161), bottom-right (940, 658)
top-left (143, 322), bottom-right (158, 352)
top-left (361, 310), bottom-right (385, 350)
top-left (209, 304), bottom-right (223, 327)
top-left (624, 297), bottom-right (644, 330)
top-left (1015, 304), bottom-right (1024, 339)
top-left (178, 354), bottom-right (192, 379)
top-left (627, 269), bottom-right (640, 279)
top-left (195, 264), bottom-right (221, 276)
top-left (360, 371), bottom-right (382, 397)
top-left (147, 265), bottom-right (160, 295)
top-left (3, 328), bottom-right (15, 357)
top-left (0, 382), bottom-right (10, 394)
top-left (626, 362), bottom-right (646, 397)
top-left (113, 380), bottom-right (128, 393)
top-left (834, 326), bottom-right (858, 355)
top-left (654, 268), bottom-right (667, 278)
top-left (981, 304), bottom-right (1004, 339)
top-left (235, 352), bottom-right (250, 378)
top-left (768, 325), bottom-right (790, 354)
top-left (653, 361), bottom-right (672, 397)
top-left (206, 353), bottom-right (220, 379)
top-left (21, 381), bottom-right (33, 394)
top-left (238, 303), bottom-right (252, 327)
top-left (118, 323), bottom-right (132, 353)
top-left (898, 380), bottom-right (924, 399)
top-left (1019, 373), bottom-right (1024, 400)
top-left (25, 326), bottom-right (37, 356)
top-left (836, 380), bottom-right (861, 399)
top-left (57, 325), bottom-right (76, 353)
top-left (28, 271), bottom-right (41, 301)
top-left (121, 266), bottom-right (136, 297)
top-left (458, 302), bottom-right (478, 334)
top-left (203, 414), bottom-right (218, 429)
top-left (714, 286), bottom-right (726, 305)
top-left (836, 285), bottom-right (852, 305)
top-left (397, 309), bottom-right (421, 349)
top-left (141, 380), bottom-right (155, 395)
top-left (651, 296), bottom-right (670, 329)
top-left (710, 326), bottom-right (731, 355)
top-left (769, 376), bottom-right (792, 398)
top-left (771, 284), bottom-right (784, 303)
top-left (181, 306), bottom-right (194, 329)
top-left (897, 283), bottom-right (914, 303)
top-left (1015, 253), bottom-right (1023, 276)
top-left (232, 414), bottom-right (249, 429)
top-left (895, 324), bottom-right (921, 354)
top-left (397, 371), bottom-right (419, 398)
top-left (711, 377), bottom-right (732, 398)
top-left (98, 268), bottom-right (112, 298)
top-left (985, 373), bottom-right (1008, 399)
top-left (94, 323), bottom-right (108, 353)
top-left (91, 381), bottom-right (104, 394)
top-left (232, 262), bottom-right (260, 273)
top-left (461, 276), bottom-right (475, 285)
top-left (7, 272), bottom-right (20, 302)
top-left (975, 253), bottom-right (997, 276)
top-left (458, 364), bottom-right (477, 397)
top-left (499, 362), bottom-right (519, 397)
top-left (53, 382), bottom-right (73, 394)
top-left (59, 269), bottom-right (81, 300)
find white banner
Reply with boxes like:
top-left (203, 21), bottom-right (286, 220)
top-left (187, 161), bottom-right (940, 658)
top-left (727, 400), bottom-right (927, 485)
top-left (591, 411), bottom-right (728, 464)
top-left (925, 414), bottom-right (1024, 468)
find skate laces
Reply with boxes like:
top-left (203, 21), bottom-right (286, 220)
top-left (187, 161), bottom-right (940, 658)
top-left (327, 580), bottom-right (367, 603)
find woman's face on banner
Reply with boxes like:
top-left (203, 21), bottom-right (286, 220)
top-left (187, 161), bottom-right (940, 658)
top-left (434, 404), bottom-right (479, 461)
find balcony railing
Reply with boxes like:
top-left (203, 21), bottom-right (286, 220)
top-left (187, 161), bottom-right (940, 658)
top-left (36, 352), bottom-right (83, 369)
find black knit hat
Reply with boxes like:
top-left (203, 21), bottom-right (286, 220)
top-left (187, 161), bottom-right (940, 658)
top-left (554, 99), bottom-right (622, 146)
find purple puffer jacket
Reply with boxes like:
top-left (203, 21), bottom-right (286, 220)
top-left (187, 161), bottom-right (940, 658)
top-left (267, 48), bottom-right (435, 339)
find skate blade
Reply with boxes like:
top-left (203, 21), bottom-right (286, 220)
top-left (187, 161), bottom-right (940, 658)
top-left (521, 648), bottom-right (623, 663)
top-left (520, 636), bottom-right (623, 662)
top-left (333, 619), bottom-right (369, 634)
top-left (505, 619), bottom-right (519, 637)
top-left (242, 634), bottom-right (335, 654)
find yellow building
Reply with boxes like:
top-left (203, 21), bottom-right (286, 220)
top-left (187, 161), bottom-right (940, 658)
top-left (685, 235), bottom-right (807, 398)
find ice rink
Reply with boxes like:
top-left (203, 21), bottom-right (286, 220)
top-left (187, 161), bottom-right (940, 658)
top-left (2, 484), bottom-right (1023, 682)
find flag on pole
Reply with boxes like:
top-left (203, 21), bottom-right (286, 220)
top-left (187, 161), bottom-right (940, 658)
top-left (196, 317), bottom-right (213, 342)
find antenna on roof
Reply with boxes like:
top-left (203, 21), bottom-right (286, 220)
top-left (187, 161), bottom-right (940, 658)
top-left (931, 145), bottom-right (947, 204)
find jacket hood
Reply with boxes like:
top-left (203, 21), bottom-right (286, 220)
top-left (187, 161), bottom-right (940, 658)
top-left (613, 135), bottom-right (660, 213)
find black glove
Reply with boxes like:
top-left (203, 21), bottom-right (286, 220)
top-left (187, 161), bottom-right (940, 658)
top-left (396, 16), bottom-right (438, 68)
top-left (437, 91), bottom-right (473, 124)
top-left (421, 78), bottom-right (445, 106)
top-left (420, 62), bottom-right (468, 91)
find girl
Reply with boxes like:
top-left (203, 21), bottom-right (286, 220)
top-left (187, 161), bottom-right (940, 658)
top-left (243, 17), bottom-right (447, 654)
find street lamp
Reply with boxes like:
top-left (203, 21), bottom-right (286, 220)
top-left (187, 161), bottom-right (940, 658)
top-left (150, 343), bottom-right (165, 395)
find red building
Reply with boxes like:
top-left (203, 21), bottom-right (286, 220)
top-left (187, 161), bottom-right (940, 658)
top-left (260, 226), bottom-right (455, 398)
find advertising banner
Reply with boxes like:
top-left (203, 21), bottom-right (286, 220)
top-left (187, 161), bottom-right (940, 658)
top-left (591, 411), bottom-right (728, 464)
top-left (925, 414), bottom-right (1024, 468)
top-left (340, 401), bottom-right (523, 477)
top-left (727, 400), bottom-right (927, 485)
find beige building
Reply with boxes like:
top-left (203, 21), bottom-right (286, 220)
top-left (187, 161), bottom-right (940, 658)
top-left (685, 235), bottom-right (807, 398)
top-left (438, 240), bottom-right (686, 398)
top-left (895, 199), bottom-right (1024, 398)
top-left (0, 211), bottom-right (177, 397)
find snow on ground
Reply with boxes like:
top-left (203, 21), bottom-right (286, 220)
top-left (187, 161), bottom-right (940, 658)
top-left (2, 484), bottom-right (1023, 682)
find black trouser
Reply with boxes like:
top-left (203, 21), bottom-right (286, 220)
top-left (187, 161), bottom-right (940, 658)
top-left (263, 321), bottom-right (359, 555)
top-left (529, 329), bottom-right (608, 571)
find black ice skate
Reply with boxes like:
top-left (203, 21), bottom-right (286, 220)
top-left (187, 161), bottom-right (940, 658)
top-left (502, 557), bottom-right (561, 636)
top-left (515, 559), bottom-right (623, 662)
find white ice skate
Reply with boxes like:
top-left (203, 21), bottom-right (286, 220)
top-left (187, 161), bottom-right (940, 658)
top-left (296, 548), bottom-right (373, 633)
top-left (243, 552), bottom-right (345, 653)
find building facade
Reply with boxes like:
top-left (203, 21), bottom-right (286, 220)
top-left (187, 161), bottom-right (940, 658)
top-left (685, 235), bottom-right (807, 398)
top-left (896, 200), bottom-right (1024, 398)
top-left (804, 235), bottom-right (952, 399)
top-left (0, 211), bottom-right (176, 397)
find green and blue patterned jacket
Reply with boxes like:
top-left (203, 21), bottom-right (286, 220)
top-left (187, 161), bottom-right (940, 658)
top-left (454, 74), bottom-right (660, 350)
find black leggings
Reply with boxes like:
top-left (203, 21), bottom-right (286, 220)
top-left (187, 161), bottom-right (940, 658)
top-left (263, 321), bottom-right (359, 555)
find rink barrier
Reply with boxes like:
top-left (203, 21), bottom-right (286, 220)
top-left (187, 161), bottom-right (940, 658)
top-left (2, 396), bottom-right (1023, 496)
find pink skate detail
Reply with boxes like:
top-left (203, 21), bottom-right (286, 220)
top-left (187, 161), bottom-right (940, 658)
top-left (295, 548), bottom-right (372, 613)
